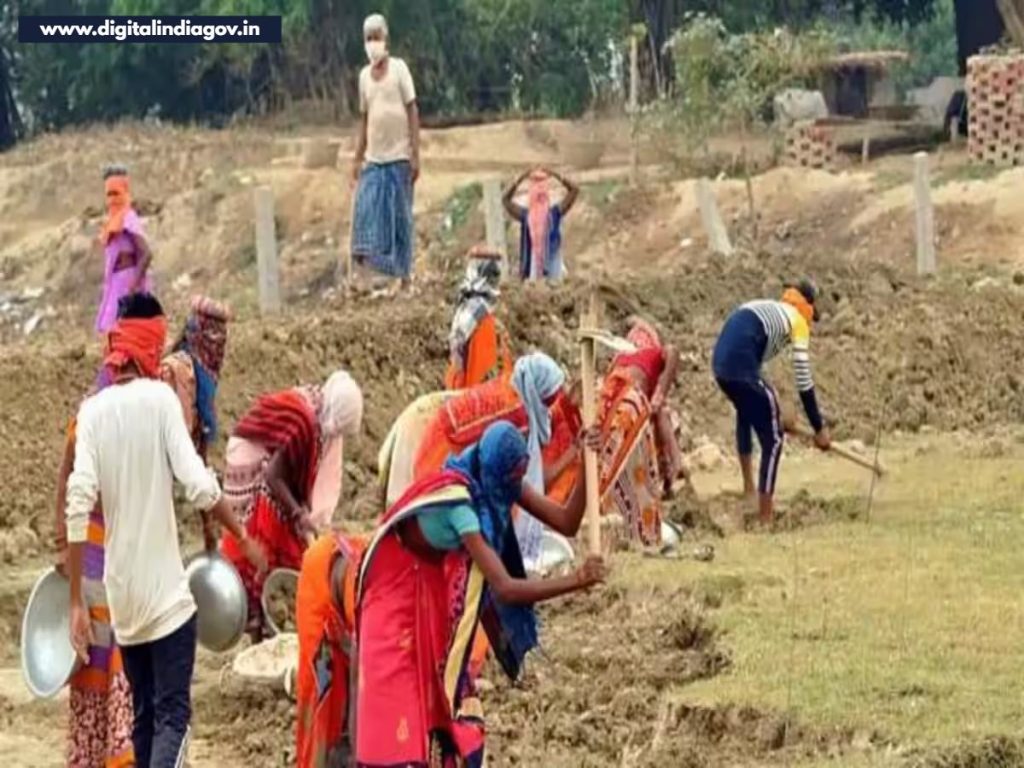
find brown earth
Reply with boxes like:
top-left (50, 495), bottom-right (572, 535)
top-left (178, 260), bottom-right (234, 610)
top-left (4, 118), bottom-right (1024, 767)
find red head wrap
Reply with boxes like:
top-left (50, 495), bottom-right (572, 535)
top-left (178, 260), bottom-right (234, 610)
top-left (104, 316), bottom-right (168, 379)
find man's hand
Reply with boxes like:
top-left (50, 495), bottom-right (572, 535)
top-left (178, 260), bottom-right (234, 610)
top-left (55, 547), bottom-right (69, 578)
top-left (351, 160), bottom-right (362, 187)
top-left (813, 428), bottom-right (832, 451)
top-left (70, 601), bottom-right (93, 665)
top-left (410, 155), bottom-right (420, 184)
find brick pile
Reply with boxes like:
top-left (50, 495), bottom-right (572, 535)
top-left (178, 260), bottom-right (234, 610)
top-left (784, 121), bottom-right (837, 171)
top-left (967, 54), bottom-right (1024, 167)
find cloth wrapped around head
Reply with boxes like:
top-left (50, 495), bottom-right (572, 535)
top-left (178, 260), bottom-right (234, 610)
top-left (626, 317), bottom-right (662, 350)
top-left (446, 420), bottom-right (528, 536)
top-left (180, 295), bottom-right (232, 444)
top-left (101, 172), bottom-right (132, 244)
top-left (459, 244), bottom-right (502, 301)
top-left (105, 315), bottom-right (167, 379)
top-left (782, 278), bottom-right (819, 324)
top-left (319, 370), bottom-right (364, 439)
top-left (510, 352), bottom-right (565, 490)
top-left (184, 296), bottom-right (231, 379)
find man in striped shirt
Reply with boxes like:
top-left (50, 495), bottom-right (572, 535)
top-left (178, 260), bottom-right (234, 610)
top-left (712, 280), bottom-right (831, 523)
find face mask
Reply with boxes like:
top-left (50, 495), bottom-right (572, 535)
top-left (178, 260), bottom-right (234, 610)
top-left (365, 40), bottom-right (387, 64)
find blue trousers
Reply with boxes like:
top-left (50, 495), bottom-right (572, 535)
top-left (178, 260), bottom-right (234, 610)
top-left (121, 614), bottom-right (197, 768)
top-left (716, 378), bottom-right (784, 495)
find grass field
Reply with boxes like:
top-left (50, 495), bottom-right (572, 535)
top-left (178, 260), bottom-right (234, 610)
top-left (623, 431), bottom-right (1024, 764)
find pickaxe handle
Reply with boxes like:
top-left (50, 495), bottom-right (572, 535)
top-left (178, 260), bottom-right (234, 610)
top-left (788, 426), bottom-right (886, 478)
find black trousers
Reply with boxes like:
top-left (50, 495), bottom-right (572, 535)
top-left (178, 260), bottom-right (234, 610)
top-left (121, 613), bottom-right (197, 768)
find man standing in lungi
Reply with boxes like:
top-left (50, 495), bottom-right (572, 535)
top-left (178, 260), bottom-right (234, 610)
top-left (348, 13), bottom-right (420, 288)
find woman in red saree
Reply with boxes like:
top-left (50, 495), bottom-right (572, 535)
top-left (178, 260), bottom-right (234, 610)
top-left (221, 370), bottom-right (363, 637)
top-left (354, 422), bottom-right (605, 767)
top-left (545, 319), bottom-right (683, 546)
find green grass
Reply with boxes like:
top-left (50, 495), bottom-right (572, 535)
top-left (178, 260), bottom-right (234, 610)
top-left (933, 163), bottom-right (1005, 188)
top-left (622, 435), bottom-right (1024, 757)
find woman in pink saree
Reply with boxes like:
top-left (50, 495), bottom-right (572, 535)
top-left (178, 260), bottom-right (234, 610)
top-left (94, 166), bottom-right (153, 333)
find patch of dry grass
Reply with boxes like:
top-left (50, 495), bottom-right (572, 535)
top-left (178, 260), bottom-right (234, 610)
top-left (622, 433), bottom-right (1024, 762)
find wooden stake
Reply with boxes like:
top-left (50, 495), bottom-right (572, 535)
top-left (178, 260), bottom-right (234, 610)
top-left (482, 178), bottom-right (509, 278)
top-left (629, 35), bottom-right (640, 186)
top-left (696, 178), bottom-right (733, 256)
top-left (580, 292), bottom-right (601, 556)
top-left (913, 152), bottom-right (936, 276)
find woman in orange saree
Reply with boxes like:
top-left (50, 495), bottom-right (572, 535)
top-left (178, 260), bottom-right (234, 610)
top-left (544, 319), bottom-right (683, 546)
top-left (295, 532), bottom-right (366, 768)
top-left (353, 422), bottom-right (604, 767)
top-left (444, 244), bottom-right (513, 390)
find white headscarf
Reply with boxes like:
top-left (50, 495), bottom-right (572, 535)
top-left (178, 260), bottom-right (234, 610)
top-left (308, 370), bottom-right (363, 532)
top-left (363, 13), bottom-right (388, 38)
top-left (319, 370), bottom-right (364, 438)
top-left (510, 353), bottom-right (565, 567)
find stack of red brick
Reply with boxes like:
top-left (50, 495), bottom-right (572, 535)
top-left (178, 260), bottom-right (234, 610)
top-left (967, 54), bottom-right (1024, 167)
top-left (784, 121), bottom-right (837, 171)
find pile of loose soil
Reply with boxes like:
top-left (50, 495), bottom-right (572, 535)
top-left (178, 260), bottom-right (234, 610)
top-left (483, 583), bottom-right (878, 767)
top-left (262, 573), bottom-right (298, 635)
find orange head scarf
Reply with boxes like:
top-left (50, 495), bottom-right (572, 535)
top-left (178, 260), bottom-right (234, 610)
top-left (782, 287), bottom-right (816, 326)
top-left (101, 174), bottom-right (132, 243)
top-left (104, 316), bottom-right (168, 379)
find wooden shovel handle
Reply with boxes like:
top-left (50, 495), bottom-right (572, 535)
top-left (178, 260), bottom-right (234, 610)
top-left (581, 295), bottom-right (601, 556)
top-left (788, 426), bottom-right (886, 478)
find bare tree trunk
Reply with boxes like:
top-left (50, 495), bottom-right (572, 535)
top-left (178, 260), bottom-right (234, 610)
top-left (0, 44), bottom-right (20, 150)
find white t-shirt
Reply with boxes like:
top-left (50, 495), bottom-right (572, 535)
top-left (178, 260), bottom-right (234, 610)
top-left (66, 378), bottom-right (222, 646)
top-left (359, 57), bottom-right (417, 164)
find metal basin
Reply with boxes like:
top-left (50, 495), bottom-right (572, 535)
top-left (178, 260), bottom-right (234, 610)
top-left (661, 521), bottom-right (683, 551)
top-left (21, 568), bottom-right (80, 699)
top-left (184, 551), bottom-right (248, 653)
top-left (260, 568), bottom-right (299, 637)
top-left (532, 530), bottom-right (576, 577)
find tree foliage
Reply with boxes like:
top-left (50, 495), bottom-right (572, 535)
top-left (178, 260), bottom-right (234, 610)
top-left (2, 0), bottom-right (953, 146)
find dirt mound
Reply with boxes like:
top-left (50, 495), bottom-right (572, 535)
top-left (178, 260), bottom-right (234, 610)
top-left (5, 245), bottom-right (1024, 551)
top-left (196, 686), bottom-right (295, 767)
top-left (485, 585), bottom-right (732, 767)
top-left (483, 583), bottom-right (880, 767)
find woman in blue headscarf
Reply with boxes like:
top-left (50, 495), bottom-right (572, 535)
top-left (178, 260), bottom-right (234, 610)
top-left (412, 352), bottom-right (579, 568)
top-left (354, 422), bottom-right (605, 768)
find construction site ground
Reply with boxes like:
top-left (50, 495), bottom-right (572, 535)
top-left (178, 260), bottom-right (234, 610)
top-left (1, 117), bottom-right (1023, 766)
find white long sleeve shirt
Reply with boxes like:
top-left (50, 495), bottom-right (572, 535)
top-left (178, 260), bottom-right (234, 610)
top-left (66, 378), bottom-right (222, 646)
